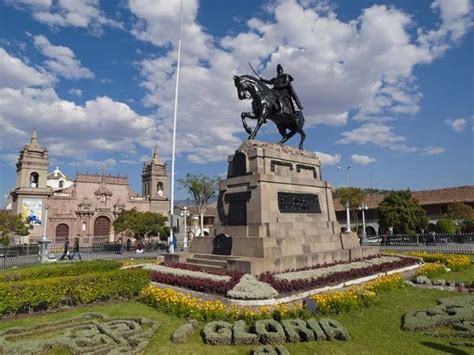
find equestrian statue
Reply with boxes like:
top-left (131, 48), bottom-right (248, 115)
top-left (233, 63), bottom-right (306, 149)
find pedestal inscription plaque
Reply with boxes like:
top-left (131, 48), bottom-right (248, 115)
top-left (277, 192), bottom-right (321, 213)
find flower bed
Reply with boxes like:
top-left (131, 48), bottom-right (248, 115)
top-left (139, 285), bottom-right (306, 322)
top-left (164, 262), bottom-right (236, 276)
top-left (0, 260), bottom-right (122, 282)
top-left (274, 256), bottom-right (402, 282)
top-left (404, 252), bottom-right (471, 271)
top-left (259, 256), bottom-right (417, 293)
top-left (0, 269), bottom-right (150, 316)
top-left (415, 263), bottom-right (447, 278)
top-left (145, 264), bottom-right (232, 282)
top-left (309, 274), bottom-right (405, 315)
top-left (149, 266), bottom-right (242, 295)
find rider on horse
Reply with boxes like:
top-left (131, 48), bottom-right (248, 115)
top-left (260, 64), bottom-right (303, 115)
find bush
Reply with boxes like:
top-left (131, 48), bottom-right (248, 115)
top-left (281, 319), bottom-right (315, 342)
top-left (319, 318), bottom-right (351, 340)
top-left (227, 274), bottom-right (279, 300)
top-left (202, 321), bottom-right (233, 345)
top-left (253, 345), bottom-right (290, 355)
top-left (436, 218), bottom-right (457, 234)
top-left (306, 319), bottom-right (327, 340)
top-left (233, 320), bottom-right (259, 345)
top-left (254, 319), bottom-right (287, 345)
top-left (402, 295), bottom-right (474, 331)
top-left (0, 260), bottom-right (122, 282)
top-left (0, 269), bottom-right (149, 316)
top-left (171, 319), bottom-right (198, 343)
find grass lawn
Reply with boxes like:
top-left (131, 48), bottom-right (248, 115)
top-left (0, 287), bottom-right (471, 355)
top-left (442, 264), bottom-right (474, 283)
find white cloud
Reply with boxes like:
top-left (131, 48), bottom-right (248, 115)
top-left (68, 88), bottom-right (82, 96)
top-left (10, 0), bottom-right (122, 35)
top-left (422, 146), bottom-right (446, 155)
top-left (129, 0), bottom-right (470, 163)
top-left (33, 35), bottom-right (93, 80)
top-left (69, 158), bottom-right (116, 170)
top-left (446, 117), bottom-right (469, 132)
top-left (0, 153), bottom-right (19, 166)
top-left (0, 47), bottom-right (53, 89)
top-left (338, 122), bottom-right (417, 153)
top-left (314, 151), bottom-right (341, 166)
top-left (0, 49), bottom-right (159, 160)
top-left (351, 154), bottom-right (376, 165)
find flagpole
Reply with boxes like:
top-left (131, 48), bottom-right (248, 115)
top-left (169, 0), bottom-right (183, 254)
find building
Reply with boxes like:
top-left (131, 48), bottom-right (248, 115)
top-left (9, 129), bottom-right (169, 243)
top-left (333, 186), bottom-right (474, 235)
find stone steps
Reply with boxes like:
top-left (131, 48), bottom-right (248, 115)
top-left (184, 253), bottom-right (232, 270)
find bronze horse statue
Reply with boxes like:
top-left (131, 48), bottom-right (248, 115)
top-left (233, 74), bottom-right (306, 149)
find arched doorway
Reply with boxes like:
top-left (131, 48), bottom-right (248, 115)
top-left (94, 216), bottom-right (111, 241)
top-left (366, 226), bottom-right (377, 236)
top-left (56, 224), bottom-right (69, 242)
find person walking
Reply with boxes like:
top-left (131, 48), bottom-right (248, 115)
top-left (60, 237), bottom-right (70, 260)
top-left (70, 237), bottom-right (82, 260)
top-left (126, 238), bottom-right (131, 252)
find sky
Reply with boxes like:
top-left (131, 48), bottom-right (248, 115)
top-left (0, 0), bottom-right (472, 205)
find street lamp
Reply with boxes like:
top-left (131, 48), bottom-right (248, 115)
top-left (358, 202), bottom-right (368, 245)
top-left (180, 206), bottom-right (190, 251)
top-left (337, 165), bottom-right (352, 232)
top-left (43, 204), bottom-right (49, 241)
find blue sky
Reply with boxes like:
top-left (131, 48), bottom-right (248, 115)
top-left (0, 0), bottom-right (472, 205)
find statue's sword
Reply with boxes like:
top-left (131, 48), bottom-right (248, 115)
top-left (248, 62), bottom-right (261, 80)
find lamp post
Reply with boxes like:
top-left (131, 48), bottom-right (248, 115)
top-left (38, 204), bottom-right (51, 263)
top-left (180, 206), bottom-right (190, 250)
top-left (43, 204), bottom-right (49, 241)
top-left (337, 165), bottom-right (352, 233)
top-left (358, 202), bottom-right (368, 245)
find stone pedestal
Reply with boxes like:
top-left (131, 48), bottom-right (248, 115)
top-left (167, 141), bottom-right (379, 274)
top-left (38, 239), bottom-right (51, 263)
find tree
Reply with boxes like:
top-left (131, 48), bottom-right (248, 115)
top-left (113, 209), bottom-right (168, 240)
top-left (436, 218), bottom-right (457, 234)
top-left (446, 202), bottom-right (474, 232)
top-left (446, 202), bottom-right (474, 221)
top-left (0, 210), bottom-right (30, 246)
top-left (178, 174), bottom-right (219, 236)
top-left (338, 187), bottom-right (366, 231)
top-left (377, 190), bottom-right (428, 234)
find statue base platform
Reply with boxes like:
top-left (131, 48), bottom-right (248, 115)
top-left (166, 141), bottom-right (379, 274)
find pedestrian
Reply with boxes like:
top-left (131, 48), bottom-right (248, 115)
top-left (60, 237), bottom-right (70, 260)
top-left (70, 237), bottom-right (82, 260)
top-left (126, 238), bottom-right (131, 252)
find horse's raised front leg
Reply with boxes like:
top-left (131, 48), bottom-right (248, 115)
top-left (248, 109), bottom-right (268, 140)
top-left (241, 112), bottom-right (255, 135)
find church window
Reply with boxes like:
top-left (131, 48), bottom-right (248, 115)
top-left (30, 172), bottom-right (39, 188)
top-left (82, 222), bottom-right (87, 231)
top-left (59, 180), bottom-right (64, 188)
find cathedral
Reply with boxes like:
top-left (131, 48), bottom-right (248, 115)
top-left (9, 129), bottom-right (169, 243)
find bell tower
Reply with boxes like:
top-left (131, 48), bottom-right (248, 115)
top-left (11, 129), bottom-right (51, 240)
top-left (141, 145), bottom-right (169, 213)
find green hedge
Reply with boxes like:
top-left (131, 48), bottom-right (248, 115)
top-left (0, 260), bottom-right (123, 282)
top-left (0, 269), bottom-right (149, 316)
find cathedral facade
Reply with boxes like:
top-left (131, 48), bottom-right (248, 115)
top-left (9, 129), bottom-right (169, 243)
